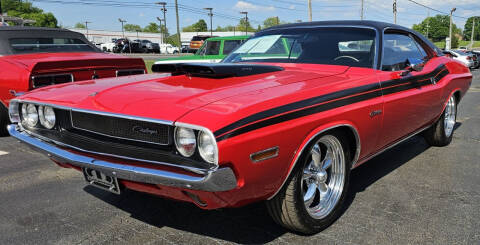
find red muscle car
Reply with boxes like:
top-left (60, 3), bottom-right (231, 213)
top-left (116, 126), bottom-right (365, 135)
top-left (0, 27), bottom-right (146, 135)
top-left (7, 21), bottom-right (472, 234)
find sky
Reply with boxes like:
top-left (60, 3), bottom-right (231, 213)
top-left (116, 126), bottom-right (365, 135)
top-left (29, 0), bottom-right (480, 33)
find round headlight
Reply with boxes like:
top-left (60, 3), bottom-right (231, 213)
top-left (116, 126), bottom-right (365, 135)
top-left (39, 106), bottom-right (56, 129)
top-left (174, 127), bottom-right (196, 157)
top-left (198, 131), bottom-right (217, 164)
top-left (21, 104), bottom-right (38, 127)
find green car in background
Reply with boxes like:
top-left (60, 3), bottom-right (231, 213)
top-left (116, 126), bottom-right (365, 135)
top-left (154, 35), bottom-right (249, 64)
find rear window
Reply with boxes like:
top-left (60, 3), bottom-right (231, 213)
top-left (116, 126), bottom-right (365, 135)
top-left (191, 36), bottom-right (210, 41)
top-left (9, 38), bottom-right (95, 54)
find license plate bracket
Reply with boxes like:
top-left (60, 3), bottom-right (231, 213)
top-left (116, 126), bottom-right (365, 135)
top-left (82, 168), bottom-right (121, 194)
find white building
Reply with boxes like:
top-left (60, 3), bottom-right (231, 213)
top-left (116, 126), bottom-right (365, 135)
top-left (70, 28), bottom-right (252, 46)
top-left (70, 28), bottom-right (164, 44)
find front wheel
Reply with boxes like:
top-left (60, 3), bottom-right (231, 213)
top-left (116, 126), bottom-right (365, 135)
top-left (423, 95), bottom-right (457, 146)
top-left (266, 132), bottom-right (351, 234)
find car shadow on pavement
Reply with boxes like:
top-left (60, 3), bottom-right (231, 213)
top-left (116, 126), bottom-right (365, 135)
top-left (84, 123), bottom-right (461, 243)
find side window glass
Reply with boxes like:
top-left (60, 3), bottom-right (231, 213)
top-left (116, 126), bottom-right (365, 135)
top-left (204, 41), bottom-right (221, 55)
top-left (382, 33), bottom-right (426, 71)
top-left (223, 40), bottom-right (242, 55)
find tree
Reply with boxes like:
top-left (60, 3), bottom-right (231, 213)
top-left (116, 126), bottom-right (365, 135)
top-left (2, 0), bottom-right (58, 27)
top-left (412, 14), bottom-right (461, 42)
top-left (215, 25), bottom-right (236, 32)
top-left (236, 18), bottom-right (255, 32)
top-left (263, 16), bottom-right (287, 29)
top-left (143, 22), bottom-right (160, 33)
top-left (182, 19), bottom-right (208, 32)
top-left (463, 16), bottom-right (480, 41)
top-left (165, 33), bottom-right (180, 47)
top-left (123, 24), bottom-right (142, 32)
top-left (74, 22), bottom-right (86, 29)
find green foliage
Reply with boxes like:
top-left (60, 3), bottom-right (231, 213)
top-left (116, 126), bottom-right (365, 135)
top-left (143, 22), bottom-right (160, 33)
top-left (237, 18), bottom-right (255, 32)
top-left (263, 16), bottom-right (286, 29)
top-left (165, 33), bottom-right (180, 47)
top-left (2, 0), bottom-right (58, 27)
top-left (123, 24), bottom-right (142, 32)
top-left (74, 22), bottom-right (86, 29)
top-left (412, 14), bottom-right (461, 42)
top-left (182, 19), bottom-right (208, 32)
top-left (463, 17), bottom-right (480, 41)
top-left (215, 25), bottom-right (236, 32)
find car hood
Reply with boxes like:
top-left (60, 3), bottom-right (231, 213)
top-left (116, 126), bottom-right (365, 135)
top-left (3, 52), bottom-right (136, 71)
top-left (18, 64), bottom-right (349, 122)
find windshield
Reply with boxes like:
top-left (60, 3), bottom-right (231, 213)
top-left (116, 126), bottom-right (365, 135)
top-left (9, 38), bottom-right (96, 54)
top-left (223, 27), bottom-right (376, 68)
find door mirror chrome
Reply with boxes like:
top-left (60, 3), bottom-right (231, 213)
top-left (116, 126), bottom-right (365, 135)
top-left (406, 58), bottom-right (424, 72)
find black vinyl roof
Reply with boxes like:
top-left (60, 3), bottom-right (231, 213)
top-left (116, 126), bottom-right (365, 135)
top-left (0, 27), bottom-right (99, 55)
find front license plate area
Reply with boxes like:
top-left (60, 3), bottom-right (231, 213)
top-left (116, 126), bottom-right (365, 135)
top-left (82, 168), bottom-right (120, 194)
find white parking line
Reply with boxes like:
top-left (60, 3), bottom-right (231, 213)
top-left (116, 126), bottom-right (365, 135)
top-left (0, 151), bottom-right (9, 156)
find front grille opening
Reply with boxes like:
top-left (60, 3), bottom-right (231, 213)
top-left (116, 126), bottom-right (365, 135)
top-left (70, 111), bottom-right (170, 145)
top-left (32, 74), bottom-right (73, 88)
top-left (116, 69), bottom-right (145, 77)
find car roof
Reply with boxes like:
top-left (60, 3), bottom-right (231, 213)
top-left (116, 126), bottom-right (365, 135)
top-left (0, 26), bottom-right (99, 55)
top-left (206, 35), bottom-right (250, 41)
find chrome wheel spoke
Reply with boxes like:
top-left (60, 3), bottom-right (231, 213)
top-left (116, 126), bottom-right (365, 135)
top-left (302, 168), bottom-right (315, 181)
top-left (311, 144), bottom-right (321, 168)
top-left (317, 182), bottom-right (328, 194)
top-left (303, 182), bottom-right (317, 207)
top-left (321, 148), bottom-right (333, 170)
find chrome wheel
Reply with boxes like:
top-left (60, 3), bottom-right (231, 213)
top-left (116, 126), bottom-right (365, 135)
top-left (301, 135), bottom-right (346, 219)
top-left (444, 96), bottom-right (456, 137)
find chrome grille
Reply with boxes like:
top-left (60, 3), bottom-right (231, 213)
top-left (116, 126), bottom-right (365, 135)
top-left (70, 111), bottom-right (170, 145)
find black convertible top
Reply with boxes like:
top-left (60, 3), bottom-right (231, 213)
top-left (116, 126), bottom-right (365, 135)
top-left (0, 26), bottom-right (99, 55)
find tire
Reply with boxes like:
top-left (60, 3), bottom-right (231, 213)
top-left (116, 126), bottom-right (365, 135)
top-left (0, 103), bottom-right (10, 136)
top-left (266, 131), bottom-right (351, 234)
top-left (423, 95), bottom-right (457, 146)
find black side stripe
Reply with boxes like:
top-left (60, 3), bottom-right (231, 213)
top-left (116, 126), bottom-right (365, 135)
top-left (215, 64), bottom-right (449, 142)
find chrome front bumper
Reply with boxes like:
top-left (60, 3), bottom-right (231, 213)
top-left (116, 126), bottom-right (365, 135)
top-left (8, 125), bottom-right (237, 192)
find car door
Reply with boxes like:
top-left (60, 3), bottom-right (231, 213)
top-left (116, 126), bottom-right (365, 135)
top-left (376, 31), bottom-right (444, 149)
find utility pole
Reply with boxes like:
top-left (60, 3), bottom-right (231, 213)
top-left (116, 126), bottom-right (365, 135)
top-left (85, 21), bottom-right (91, 41)
top-left (360, 0), bottom-right (364, 20)
top-left (118, 18), bottom-right (126, 38)
top-left (175, 0), bottom-right (181, 48)
top-left (426, 10), bottom-right (430, 39)
top-left (448, 7), bottom-right (456, 50)
top-left (0, 0), bottom-right (4, 25)
top-left (393, 0), bottom-right (397, 24)
top-left (240, 11), bottom-right (248, 35)
top-left (204, 8), bottom-right (213, 36)
top-left (471, 17), bottom-right (476, 48)
top-left (276, 16), bottom-right (279, 25)
top-left (156, 2), bottom-right (167, 43)
top-left (308, 0), bottom-right (312, 22)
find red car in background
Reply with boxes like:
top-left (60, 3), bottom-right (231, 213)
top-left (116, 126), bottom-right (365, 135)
top-left (0, 27), bottom-right (146, 135)
top-left (8, 21), bottom-right (471, 234)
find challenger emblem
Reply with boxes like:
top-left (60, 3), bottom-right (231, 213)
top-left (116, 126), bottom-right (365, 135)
top-left (132, 125), bottom-right (159, 135)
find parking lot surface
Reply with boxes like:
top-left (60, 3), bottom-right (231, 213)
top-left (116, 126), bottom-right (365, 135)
top-left (0, 70), bottom-right (479, 245)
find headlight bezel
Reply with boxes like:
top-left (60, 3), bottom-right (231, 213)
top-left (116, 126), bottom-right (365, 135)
top-left (197, 131), bottom-right (217, 164)
top-left (174, 122), bottom-right (218, 166)
top-left (174, 126), bottom-right (197, 158)
top-left (38, 105), bottom-right (56, 129)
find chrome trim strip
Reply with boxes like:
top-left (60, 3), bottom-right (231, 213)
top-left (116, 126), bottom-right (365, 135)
top-left (31, 73), bottom-right (74, 88)
top-left (115, 69), bottom-right (146, 77)
top-left (8, 125), bottom-right (237, 192)
top-left (69, 111), bottom-right (171, 146)
top-left (267, 124), bottom-right (360, 200)
top-left (250, 146), bottom-right (279, 163)
top-left (11, 99), bottom-right (174, 126)
top-left (352, 124), bottom-right (431, 168)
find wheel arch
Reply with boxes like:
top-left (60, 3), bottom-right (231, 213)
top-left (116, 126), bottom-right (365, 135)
top-left (267, 121), bottom-right (360, 200)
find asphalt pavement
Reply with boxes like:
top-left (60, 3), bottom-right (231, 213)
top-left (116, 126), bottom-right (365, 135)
top-left (0, 70), bottom-right (479, 245)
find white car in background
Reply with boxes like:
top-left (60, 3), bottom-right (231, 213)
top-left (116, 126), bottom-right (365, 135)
top-left (159, 43), bottom-right (179, 54)
top-left (100, 39), bottom-right (118, 52)
top-left (446, 50), bottom-right (475, 69)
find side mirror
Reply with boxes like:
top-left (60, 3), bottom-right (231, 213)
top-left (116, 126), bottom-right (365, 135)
top-left (406, 58), bottom-right (424, 72)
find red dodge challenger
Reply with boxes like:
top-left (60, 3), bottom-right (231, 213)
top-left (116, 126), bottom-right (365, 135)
top-left (7, 21), bottom-right (472, 234)
top-left (0, 27), bottom-right (146, 135)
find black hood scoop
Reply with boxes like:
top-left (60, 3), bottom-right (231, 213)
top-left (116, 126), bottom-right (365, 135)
top-left (151, 63), bottom-right (284, 78)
